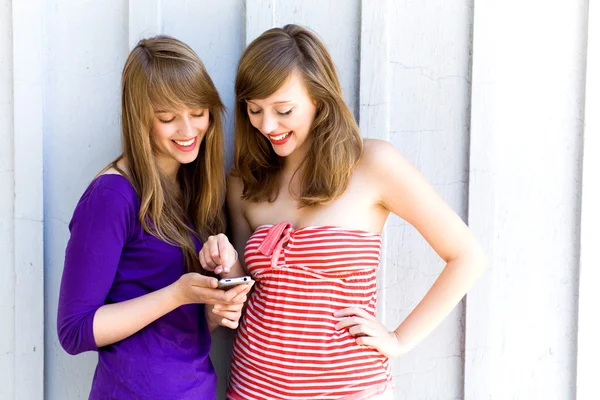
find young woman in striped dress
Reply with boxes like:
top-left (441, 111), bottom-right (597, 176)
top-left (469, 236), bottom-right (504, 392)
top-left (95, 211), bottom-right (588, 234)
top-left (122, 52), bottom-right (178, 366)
top-left (201, 24), bottom-right (487, 400)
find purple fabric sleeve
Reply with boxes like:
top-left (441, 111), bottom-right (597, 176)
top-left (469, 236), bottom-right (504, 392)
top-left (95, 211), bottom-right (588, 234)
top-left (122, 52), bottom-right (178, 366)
top-left (57, 184), bottom-right (133, 355)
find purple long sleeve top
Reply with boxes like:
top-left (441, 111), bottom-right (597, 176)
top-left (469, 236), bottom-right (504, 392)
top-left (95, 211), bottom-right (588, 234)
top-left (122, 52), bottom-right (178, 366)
top-left (57, 174), bottom-right (216, 400)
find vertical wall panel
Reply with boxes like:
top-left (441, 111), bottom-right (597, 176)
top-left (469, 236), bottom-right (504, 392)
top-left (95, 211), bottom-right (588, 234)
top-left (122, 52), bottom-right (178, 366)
top-left (576, 1), bottom-right (599, 398)
top-left (359, 0), bottom-right (390, 142)
top-left (128, 0), bottom-right (162, 49)
top-left (0, 0), bottom-right (15, 399)
top-left (44, 1), bottom-right (128, 399)
top-left (359, 0), bottom-right (391, 328)
top-left (246, 0), bottom-right (276, 45)
top-left (12, 0), bottom-right (45, 398)
top-left (465, 1), bottom-right (586, 399)
top-left (384, 1), bottom-right (473, 398)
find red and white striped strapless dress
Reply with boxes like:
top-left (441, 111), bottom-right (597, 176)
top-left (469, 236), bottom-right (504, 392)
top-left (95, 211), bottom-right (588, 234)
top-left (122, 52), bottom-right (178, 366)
top-left (227, 222), bottom-right (392, 400)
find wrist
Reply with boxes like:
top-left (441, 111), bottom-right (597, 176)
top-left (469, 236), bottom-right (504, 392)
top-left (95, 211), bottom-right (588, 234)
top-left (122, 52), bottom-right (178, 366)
top-left (391, 330), bottom-right (412, 357)
top-left (205, 305), bottom-right (219, 332)
top-left (166, 280), bottom-right (185, 308)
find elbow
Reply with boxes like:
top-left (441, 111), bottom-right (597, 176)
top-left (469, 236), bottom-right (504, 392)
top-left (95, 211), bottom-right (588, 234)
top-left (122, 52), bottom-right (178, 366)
top-left (60, 342), bottom-right (84, 356)
top-left (57, 312), bottom-right (96, 356)
top-left (57, 322), bottom-right (85, 355)
top-left (447, 243), bottom-right (488, 276)
top-left (467, 245), bottom-right (489, 276)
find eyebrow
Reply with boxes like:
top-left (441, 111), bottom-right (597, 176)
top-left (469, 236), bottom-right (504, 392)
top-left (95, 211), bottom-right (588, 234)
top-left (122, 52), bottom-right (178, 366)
top-left (247, 100), bottom-right (292, 106)
top-left (154, 110), bottom-right (171, 114)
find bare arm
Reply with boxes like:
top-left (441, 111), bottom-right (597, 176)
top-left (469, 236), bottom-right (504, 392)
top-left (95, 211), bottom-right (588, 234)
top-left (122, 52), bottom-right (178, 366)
top-left (93, 274), bottom-right (250, 347)
top-left (336, 139), bottom-right (487, 357)
top-left (377, 141), bottom-right (486, 350)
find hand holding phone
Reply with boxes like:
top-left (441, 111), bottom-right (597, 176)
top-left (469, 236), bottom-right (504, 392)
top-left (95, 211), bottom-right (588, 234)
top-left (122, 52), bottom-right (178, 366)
top-left (217, 276), bottom-right (253, 289)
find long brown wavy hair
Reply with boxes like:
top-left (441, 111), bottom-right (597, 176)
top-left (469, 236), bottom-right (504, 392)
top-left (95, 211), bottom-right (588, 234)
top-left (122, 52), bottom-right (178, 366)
top-left (103, 35), bottom-right (225, 273)
top-left (233, 24), bottom-right (362, 206)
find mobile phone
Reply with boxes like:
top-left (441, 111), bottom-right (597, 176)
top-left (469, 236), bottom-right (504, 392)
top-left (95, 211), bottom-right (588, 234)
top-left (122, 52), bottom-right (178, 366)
top-left (217, 276), bottom-right (253, 289)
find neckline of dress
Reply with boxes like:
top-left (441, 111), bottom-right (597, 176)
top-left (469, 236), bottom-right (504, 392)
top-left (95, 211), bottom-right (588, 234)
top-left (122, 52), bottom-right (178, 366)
top-left (254, 224), bottom-right (382, 237)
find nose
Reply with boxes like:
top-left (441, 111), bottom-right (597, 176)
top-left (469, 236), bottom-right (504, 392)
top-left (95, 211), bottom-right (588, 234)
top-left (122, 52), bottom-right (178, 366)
top-left (178, 116), bottom-right (195, 138)
top-left (260, 113), bottom-right (278, 134)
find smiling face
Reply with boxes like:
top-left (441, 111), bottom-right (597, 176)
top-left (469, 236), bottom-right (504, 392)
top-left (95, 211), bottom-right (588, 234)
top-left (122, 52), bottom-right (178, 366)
top-left (246, 70), bottom-right (318, 161)
top-left (151, 106), bottom-right (210, 176)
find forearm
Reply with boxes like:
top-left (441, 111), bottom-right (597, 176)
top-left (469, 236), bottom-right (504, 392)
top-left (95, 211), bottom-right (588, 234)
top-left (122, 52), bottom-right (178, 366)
top-left (93, 284), bottom-right (182, 347)
top-left (394, 253), bottom-right (486, 350)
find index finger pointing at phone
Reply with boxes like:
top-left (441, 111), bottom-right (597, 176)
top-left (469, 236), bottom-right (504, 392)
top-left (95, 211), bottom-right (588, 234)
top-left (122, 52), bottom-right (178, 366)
top-left (217, 236), bottom-right (237, 274)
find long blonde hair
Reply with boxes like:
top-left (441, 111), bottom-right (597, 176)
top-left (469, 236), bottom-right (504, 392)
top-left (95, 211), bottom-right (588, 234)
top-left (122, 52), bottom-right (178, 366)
top-left (233, 24), bottom-right (362, 206)
top-left (107, 35), bottom-right (225, 273)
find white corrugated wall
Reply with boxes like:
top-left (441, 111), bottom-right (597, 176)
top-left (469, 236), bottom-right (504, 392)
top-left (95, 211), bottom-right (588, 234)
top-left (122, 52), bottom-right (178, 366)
top-left (0, 1), bottom-right (594, 399)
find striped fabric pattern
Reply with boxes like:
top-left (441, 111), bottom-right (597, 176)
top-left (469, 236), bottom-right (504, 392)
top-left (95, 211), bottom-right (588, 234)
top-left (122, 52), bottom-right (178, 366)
top-left (227, 223), bottom-right (392, 400)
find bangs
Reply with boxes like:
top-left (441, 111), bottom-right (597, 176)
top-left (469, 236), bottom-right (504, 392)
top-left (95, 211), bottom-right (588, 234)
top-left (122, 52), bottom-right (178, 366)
top-left (236, 36), bottom-right (301, 101)
top-left (148, 57), bottom-right (215, 111)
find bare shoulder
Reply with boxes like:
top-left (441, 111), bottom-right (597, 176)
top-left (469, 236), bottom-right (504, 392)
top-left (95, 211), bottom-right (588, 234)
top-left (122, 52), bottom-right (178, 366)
top-left (359, 138), bottom-right (411, 175)
top-left (357, 138), bottom-right (429, 212)
top-left (362, 138), bottom-right (399, 158)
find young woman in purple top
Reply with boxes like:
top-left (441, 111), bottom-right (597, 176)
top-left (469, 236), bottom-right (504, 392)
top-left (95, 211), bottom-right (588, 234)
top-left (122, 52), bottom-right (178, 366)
top-left (57, 36), bottom-right (250, 400)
